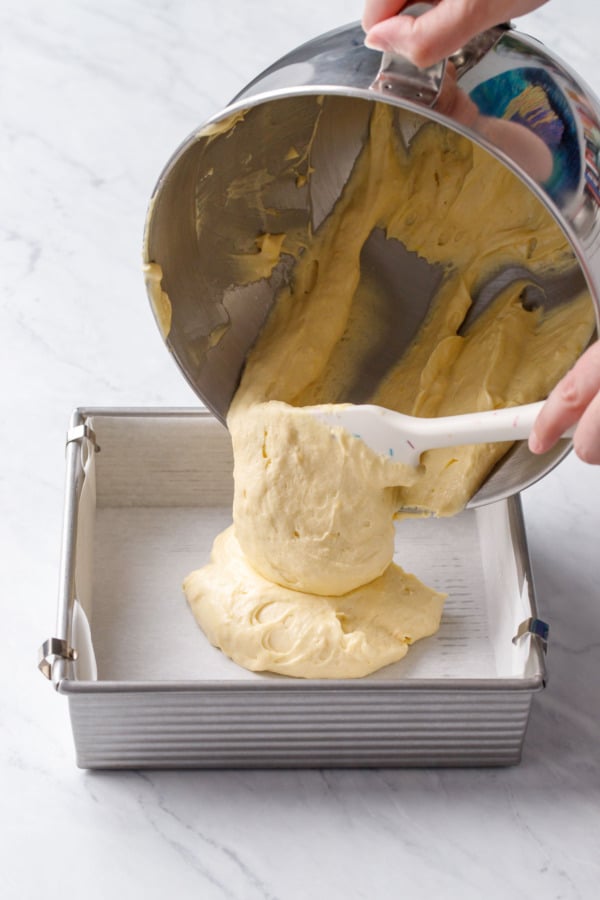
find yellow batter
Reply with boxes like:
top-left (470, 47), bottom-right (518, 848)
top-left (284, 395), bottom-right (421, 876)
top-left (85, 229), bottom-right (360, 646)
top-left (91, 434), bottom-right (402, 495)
top-left (184, 526), bottom-right (444, 679)
top-left (184, 102), bottom-right (596, 678)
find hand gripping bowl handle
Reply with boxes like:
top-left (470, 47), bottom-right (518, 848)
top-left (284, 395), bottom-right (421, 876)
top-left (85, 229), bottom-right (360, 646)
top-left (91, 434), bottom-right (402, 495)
top-left (369, 3), bottom-right (447, 106)
top-left (368, 3), bottom-right (512, 106)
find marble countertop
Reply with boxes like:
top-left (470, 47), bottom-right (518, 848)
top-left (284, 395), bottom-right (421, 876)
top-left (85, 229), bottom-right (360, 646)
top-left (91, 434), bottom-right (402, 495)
top-left (2, 0), bottom-right (600, 897)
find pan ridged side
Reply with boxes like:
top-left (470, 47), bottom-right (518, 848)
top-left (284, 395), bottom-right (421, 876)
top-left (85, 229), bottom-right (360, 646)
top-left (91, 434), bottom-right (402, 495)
top-left (67, 689), bottom-right (535, 768)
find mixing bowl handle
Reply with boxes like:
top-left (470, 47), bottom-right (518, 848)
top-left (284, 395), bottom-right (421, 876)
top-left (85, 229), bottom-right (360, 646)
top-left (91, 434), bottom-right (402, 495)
top-left (369, 3), bottom-right (446, 106)
top-left (370, 45), bottom-right (446, 107)
top-left (369, 2), bottom-right (511, 108)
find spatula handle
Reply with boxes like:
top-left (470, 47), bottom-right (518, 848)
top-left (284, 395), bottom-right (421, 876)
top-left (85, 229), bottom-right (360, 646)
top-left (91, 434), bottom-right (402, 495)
top-left (409, 400), bottom-right (574, 452)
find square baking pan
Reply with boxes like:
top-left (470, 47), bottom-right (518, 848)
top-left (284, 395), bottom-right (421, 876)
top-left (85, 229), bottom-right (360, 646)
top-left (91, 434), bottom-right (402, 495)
top-left (39, 408), bottom-right (548, 768)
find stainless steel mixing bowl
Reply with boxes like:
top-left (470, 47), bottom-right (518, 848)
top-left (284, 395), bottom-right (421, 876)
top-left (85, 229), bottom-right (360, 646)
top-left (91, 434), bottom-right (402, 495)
top-left (144, 8), bottom-right (600, 506)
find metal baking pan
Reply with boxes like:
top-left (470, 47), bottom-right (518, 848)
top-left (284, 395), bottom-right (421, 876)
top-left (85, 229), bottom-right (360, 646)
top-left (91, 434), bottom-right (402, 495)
top-left (39, 407), bottom-right (548, 768)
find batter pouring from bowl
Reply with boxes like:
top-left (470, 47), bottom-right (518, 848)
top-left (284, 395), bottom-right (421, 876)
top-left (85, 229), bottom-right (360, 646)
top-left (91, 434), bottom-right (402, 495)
top-left (184, 92), bottom-right (595, 677)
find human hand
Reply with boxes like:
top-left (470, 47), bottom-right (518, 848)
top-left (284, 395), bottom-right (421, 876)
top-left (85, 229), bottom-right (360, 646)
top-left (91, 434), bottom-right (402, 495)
top-left (529, 342), bottom-right (600, 465)
top-left (363, 1), bottom-right (549, 68)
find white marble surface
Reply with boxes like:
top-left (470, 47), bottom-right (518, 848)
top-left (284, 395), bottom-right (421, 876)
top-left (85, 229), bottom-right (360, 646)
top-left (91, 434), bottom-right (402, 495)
top-left (2, 0), bottom-right (600, 897)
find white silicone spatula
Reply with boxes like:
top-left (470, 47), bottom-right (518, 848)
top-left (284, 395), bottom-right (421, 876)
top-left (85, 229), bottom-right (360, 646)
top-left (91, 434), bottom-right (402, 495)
top-left (310, 401), bottom-right (573, 466)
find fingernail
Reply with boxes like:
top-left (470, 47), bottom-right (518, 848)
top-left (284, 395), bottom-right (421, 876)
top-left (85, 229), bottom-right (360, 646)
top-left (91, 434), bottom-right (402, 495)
top-left (528, 433), bottom-right (542, 454)
top-left (364, 31), bottom-right (393, 53)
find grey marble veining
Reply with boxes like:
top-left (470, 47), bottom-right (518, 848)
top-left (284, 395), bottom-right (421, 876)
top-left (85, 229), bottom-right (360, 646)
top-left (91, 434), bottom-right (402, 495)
top-left (2, 1), bottom-right (600, 898)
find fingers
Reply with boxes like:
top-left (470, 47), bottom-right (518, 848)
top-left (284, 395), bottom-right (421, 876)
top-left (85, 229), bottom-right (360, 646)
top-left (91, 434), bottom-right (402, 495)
top-left (364, 0), bottom-right (500, 68)
top-left (362, 2), bottom-right (408, 33)
top-left (529, 341), bottom-right (600, 465)
top-left (363, 1), bottom-right (550, 69)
